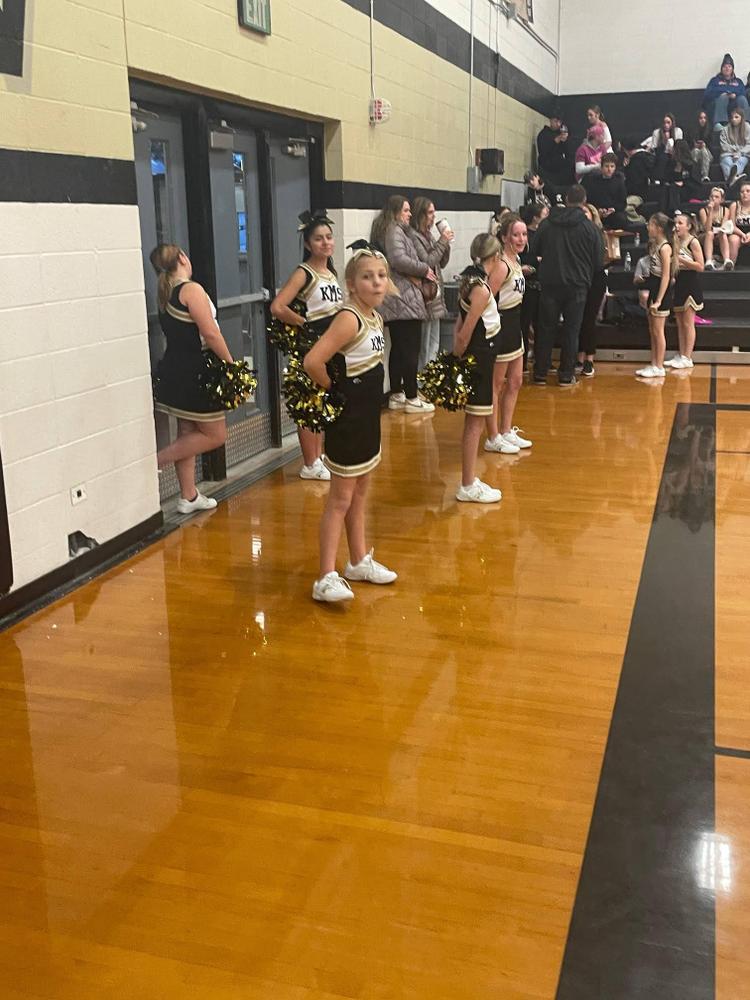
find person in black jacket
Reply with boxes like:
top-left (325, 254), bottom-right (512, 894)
top-left (519, 202), bottom-right (548, 369)
top-left (537, 112), bottom-right (573, 194)
top-left (622, 137), bottom-right (655, 201)
top-left (532, 185), bottom-right (601, 387)
top-left (583, 153), bottom-right (630, 230)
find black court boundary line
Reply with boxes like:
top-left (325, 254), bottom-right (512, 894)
top-left (716, 746), bottom-right (750, 760)
top-left (556, 401), bottom-right (716, 999)
top-left (710, 363), bottom-right (717, 404)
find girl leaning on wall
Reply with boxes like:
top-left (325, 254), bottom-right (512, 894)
top-left (150, 244), bottom-right (233, 515)
top-left (371, 195), bottom-right (436, 413)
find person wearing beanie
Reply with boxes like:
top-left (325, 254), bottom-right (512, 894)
top-left (704, 53), bottom-right (749, 129)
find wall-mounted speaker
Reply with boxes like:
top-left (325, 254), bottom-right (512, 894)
top-left (477, 148), bottom-right (505, 176)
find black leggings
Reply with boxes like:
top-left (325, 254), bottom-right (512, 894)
top-left (520, 287), bottom-right (540, 366)
top-left (579, 269), bottom-right (607, 357)
top-left (388, 319), bottom-right (422, 399)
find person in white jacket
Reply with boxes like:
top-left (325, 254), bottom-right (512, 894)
top-left (719, 109), bottom-right (750, 182)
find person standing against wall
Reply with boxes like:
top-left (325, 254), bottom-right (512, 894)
top-left (408, 197), bottom-right (453, 369)
top-left (271, 211), bottom-right (343, 480)
top-left (150, 245), bottom-right (233, 514)
top-left (371, 196), bottom-right (436, 413)
top-left (536, 111), bottom-right (573, 199)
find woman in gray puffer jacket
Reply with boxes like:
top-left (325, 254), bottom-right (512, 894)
top-left (371, 195), bottom-right (437, 412)
top-left (409, 196), bottom-right (453, 368)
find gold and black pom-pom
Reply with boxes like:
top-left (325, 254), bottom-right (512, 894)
top-left (417, 351), bottom-right (479, 411)
top-left (199, 355), bottom-right (258, 411)
top-left (267, 301), bottom-right (313, 355)
top-left (282, 354), bottom-right (345, 432)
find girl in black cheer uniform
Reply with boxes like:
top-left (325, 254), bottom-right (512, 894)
top-left (304, 244), bottom-right (397, 603)
top-left (272, 211), bottom-right (343, 480)
top-left (454, 234), bottom-right (504, 505)
top-left (666, 213), bottom-right (705, 370)
top-left (151, 244), bottom-right (234, 515)
top-left (636, 213), bottom-right (679, 378)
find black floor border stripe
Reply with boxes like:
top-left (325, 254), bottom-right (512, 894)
top-left (716, 449), bottom-right (750, 455)
top-left (556, 401), bottom-right (716, 999)
top-left (715, 746), bottom-right (750, 760)
top-left (715, 403), bottom-right (750, 411)
top-left (710, 363), bottom-right (717, 404)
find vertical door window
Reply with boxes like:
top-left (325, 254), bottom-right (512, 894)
top-left (150, 140), bottom-right (172, 245)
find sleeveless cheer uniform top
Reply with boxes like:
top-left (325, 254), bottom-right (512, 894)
top-left (458, 267), bottom-right (502, 356)
top-left (295, 263), bottom-right (343, 342)
top-left (735, 204), bottom-right (750, 235)
top-left (674, 237), bottom-right (704, 312)
top-left (154, 280), bottom-right (224, 422)
top-left (494, 255), bottom-right (525, 363)
top-left (324, 305), bottom-right (385, 478)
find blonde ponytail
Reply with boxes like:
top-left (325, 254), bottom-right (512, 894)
top-left (149, 243), bottom-right (183, 311)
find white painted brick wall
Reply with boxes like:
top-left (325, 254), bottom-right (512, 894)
top-left (0, 203), bottom-right (160, 592)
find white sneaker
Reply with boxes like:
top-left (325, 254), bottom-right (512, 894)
top-left (484, 434), bottom-right (520, 454)
top-left (176, 492), bottom-right (217, 514)
top-left (312, 571), bottom-right (354, 603)
top-left (663, 356), bottom-right (681, 368)
top-left (404, 397), bottom-right (435, 413)
top-left (679, 356), bottom-right (694, 369)
top-left (502, 426), bottom-right (532, 450)
top-left (388, 392), bottom-right (406, 410)
top-left (344, 548), bottom-right (397, 584)
top-left (456, 478), bottom-right (502, 503)
top-left (705, 259), bottom-right (717, 271)
top-left (300, 458), bottom-right (331, 480)
top-left (635, 365), bottom-right (666, 378)
top-left (724, 259), bottom-right (735, 271)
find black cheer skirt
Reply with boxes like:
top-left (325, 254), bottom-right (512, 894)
top-left (154, 349), bottom-right (225, 423)
top-left (323, 364), bottom-right (384, 478)
top-left (645, 275), bottom-right (674, 317)
top-left (673, 271), bottom-right (704, 312)
top-left (495, 304), bottom-right (524, 363)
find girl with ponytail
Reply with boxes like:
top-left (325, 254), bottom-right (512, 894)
top-left (635, 214), bottom-right (678, 378)
top-left (150, 244), bottom-right (233, 514)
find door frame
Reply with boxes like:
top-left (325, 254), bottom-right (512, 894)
top-left (129, 78), bottom-right (326, 464)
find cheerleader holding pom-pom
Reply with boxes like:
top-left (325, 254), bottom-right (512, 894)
top-left (454, 234), bottom-right (504, 504)
top-left (271, 210), bottom-right (343, 481)
top-left (304, 242), bottom-right (398, 603)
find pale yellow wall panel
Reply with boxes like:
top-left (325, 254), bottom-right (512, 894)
top-left (0, 92), bottom-right (31, 150)
top-left (20, 97), bottom-right (133, 160)
top-left (25, 47), bottom-right (130, 115)
top-left (31, 0), bottom-right (127, 65)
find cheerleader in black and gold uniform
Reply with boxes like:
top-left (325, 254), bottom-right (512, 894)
top-left (728, 180), bottom-right (750, 267)
top-left (484, 213), bottom-right (533, 454)
top-left (666, 213), bottom-right (704, 370)
top-left (304, 244), bottom-right (397, 603)
top-left (151, 244), bottom-right (234, 515)
top-left (271, 211), bottom-right (343, 481)
top-left (454, 234), bottom-right (504, 505)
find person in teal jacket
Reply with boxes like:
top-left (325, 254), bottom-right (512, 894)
top-left (704, 53), bottom-right (749, 129)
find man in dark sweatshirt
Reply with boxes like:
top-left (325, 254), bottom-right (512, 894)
top-left (583, 153), bottom-right (630, 230)
top-left (537, 111), bottom-right (573, 194)
top-left (622, 137), bottom-right (654, 202)
top-left (533, 185), bottom-right (601, 386)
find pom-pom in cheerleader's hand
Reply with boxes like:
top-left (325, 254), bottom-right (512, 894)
top-left (199, 355), bottom-right (258, 411)
top-left (282, 354), bottom-right (345, 432)
top-left (417, 351), bottom-right (479, 412)
top-left (267, 301), bottom-right (313, 355)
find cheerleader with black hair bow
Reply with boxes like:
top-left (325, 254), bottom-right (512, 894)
top-left (304, 242), bottom-right (397, 603)
top-left (271, 210), bottom-right (343, 480)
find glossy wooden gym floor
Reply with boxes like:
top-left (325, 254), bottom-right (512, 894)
top-left (1, 364), bottom-right (748, 999)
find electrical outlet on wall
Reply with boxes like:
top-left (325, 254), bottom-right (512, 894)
top-left (70, 484), bottom-right (87, 506)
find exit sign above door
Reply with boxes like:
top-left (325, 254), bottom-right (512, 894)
top-left (238, 0), bottom-right (271, 36)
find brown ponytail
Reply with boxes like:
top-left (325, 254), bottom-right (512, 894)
top-left (149, 244), bottom-right (183, 312)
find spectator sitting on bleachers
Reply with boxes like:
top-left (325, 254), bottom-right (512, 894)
top-left (643, 113), bottom-right (683, 183)
top-left (728, 179), bottom-right (750, 266)
top-left (523, 172), bottom-right (552, 211)
top-left (699, 186), bottom-right (732, 270)
top-left (583, 152), bottom-right (631, 230)
top-left (719, 109), bottom-right (750, 183)
top-left (586, 106), bottom-right (613, 151)
top-left (690, 110), bottom-right (714, 183)
top-left (576, 126), bottom-right (605, 179)
top-left (704, 53), bottom-right (749, 129)
top-left (622, 137), bottom-right (655, 201)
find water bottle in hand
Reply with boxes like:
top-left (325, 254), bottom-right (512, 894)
top-left (624, 252), bottom-right (632, 272)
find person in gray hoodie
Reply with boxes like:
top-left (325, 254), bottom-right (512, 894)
top-left (371, 195), bottom-right (437, 412)
top-left (532, 185), bottom-right (601, 386)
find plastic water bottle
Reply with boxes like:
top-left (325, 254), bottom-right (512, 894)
top-left (634, 231), bottom-right (641, 247)
top-left (624, 252), bottom-right (632, 272)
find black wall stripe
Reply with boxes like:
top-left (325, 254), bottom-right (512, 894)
top-left (324, 179), bottom-right (503, 212)
top-left (0, 0), bottom-right (25, 76)
top-left (342, 0), bottom-right (555, 117)
top-left (0, 148), bottom-right (137, 205)
top-left (0, 446), bottom-right (13, 596)
top-left (556, 401), bottom-right (716, 999)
